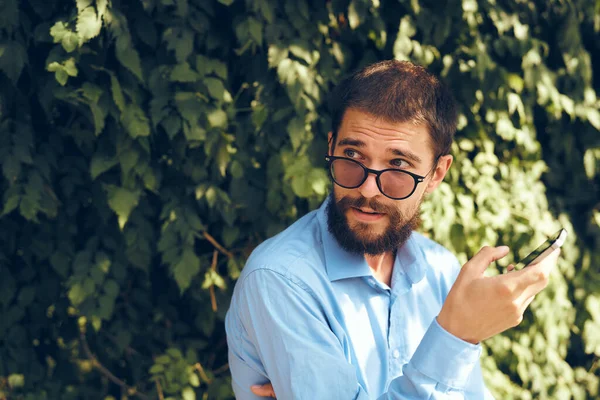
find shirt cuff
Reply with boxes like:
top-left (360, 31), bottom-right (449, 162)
top-left (409, 317), bottom-right (482, 389)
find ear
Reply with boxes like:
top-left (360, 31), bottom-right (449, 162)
top-left (327, 131), bottom-right (334, 155)
top-left (425, 155), bottom-right (452, 194)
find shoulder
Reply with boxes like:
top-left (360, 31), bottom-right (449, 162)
top-left (236, 209), bottom-right (329, 293)
top-left (411, 232), bottom-right (462, 292)
top-left (412, 232), bottom-right (461, 271)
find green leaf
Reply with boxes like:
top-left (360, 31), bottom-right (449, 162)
top-left (189, 372), bottom-right (200, 387)
top-left (173, 248), bottom-right (201, 293)
top-left (47, 62), bottom-right (61, 72)
top-left (7, 374), bottom-right (24, 389)
top-left (218, 0), bottom-right (234, 5)
top-left (82, 82), bottom-right (103, 104)
top-left (55, 69), bottom-right (69, 86)
top-left (183, 122), bottom-right (206, 142)
top-left (77, 6), bottom-right (102, 43)
top-left (68, 282), bottom-right (86, 306)
top-left (110, 74), bottom-right (126, 112)
top-left (50, 22), bottom-right (80, 52)
top-left (90, 104), bottom-right (107, 135)
top-left (98, 294), bottom-right (115, 319)
top-left (50, 21), bottom-right (69, 42)
top-left (248, 17), bottom-right (263, 45)
top-left (207, 109), bottom-right (227, 128)
top-left (181, 387), bottom-right (196, 400)
top-left (105, 185), bottom-right (141, 229)
top-left (166, 348), bottom-right (183, 359)
top-left (90, 156), bottom-right (118, 179)
top-left (583, 149), bottom-right (599, 179)
top-left (104, 279), bottom-right (120, 298)
top-left (348, 1), bottom-right (361, 29)
top-left (115, 34), bottom-right (144, 82)
top-left (588, 109), bottom-right (600, 130)
top-left (155, 355), bottom-right (171, 365)
top-left (201, 268), bottom-right (226, 290)
top-left (63, 58), bottom-right (78, 76)
top-left (287, 117), bottom-right (305, 150)
top-left (76, 0), bottom-right (94, 12)
top-left (0, 41), bottom-right (27, 82)
top-left (122, 104), bottom-right (151, 138)
top-left (204, 77), bottom-right (228, 101)
top-left (289, 41), bottom-right (312, 65)
top-left (171, 62), bottom-right (198, 82)
top-left (2, 194), bottom-right (20, 216)
top-left (149, 364), bottom-right (164, 374)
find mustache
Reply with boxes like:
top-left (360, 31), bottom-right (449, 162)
top-left (336, 195), bottom-right (398, 215)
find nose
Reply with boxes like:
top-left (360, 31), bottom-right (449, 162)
top-left (358, 172), bottom-right (381, 199)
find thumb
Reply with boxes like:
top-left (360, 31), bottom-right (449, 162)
top-left (463, 246), bottom-right (510, 277)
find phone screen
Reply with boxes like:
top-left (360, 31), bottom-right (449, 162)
top-left (516, 230), bottom-right (563, 269)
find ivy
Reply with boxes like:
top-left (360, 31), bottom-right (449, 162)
top-left (0, 0), bottom-right (599, 399)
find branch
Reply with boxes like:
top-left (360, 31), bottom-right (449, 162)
top-left (155, 377), bottom-right (165, 400)
top-left (79, 333), bottom-right (150, 400)
top-left (194, 362), bottom-right (212, 384)
top-left (210, 250), bottom-right (218, 312)
top-left (213, 363), bottom-right (229, 375)
top-left (203, 231), bottom-right (234, 258)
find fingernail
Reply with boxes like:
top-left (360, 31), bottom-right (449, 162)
top-left (251, 385), bottom-right (261, 389)
top-left (498, 246), bottom-right (509, 252)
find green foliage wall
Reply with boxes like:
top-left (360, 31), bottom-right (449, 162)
top-left (0, 0), bottom-right (599, 399)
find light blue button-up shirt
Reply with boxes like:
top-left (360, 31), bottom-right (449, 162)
top-left (225, 198), bottom-right (494, 399)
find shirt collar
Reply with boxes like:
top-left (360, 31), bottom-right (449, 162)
top-left (317, 197), bottom-right (428, 285)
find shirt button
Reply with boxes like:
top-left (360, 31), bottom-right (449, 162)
top-left (392, 349), bottom-right (400, 359)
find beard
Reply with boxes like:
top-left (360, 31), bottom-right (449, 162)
top-left (326, 191), bottom-right (422, 256)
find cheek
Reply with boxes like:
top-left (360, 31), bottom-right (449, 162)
top-left (333, 184), bottom-right (352, 202)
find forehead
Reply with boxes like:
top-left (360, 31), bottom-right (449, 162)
top-left (337, 109), bottom-right (433, 155)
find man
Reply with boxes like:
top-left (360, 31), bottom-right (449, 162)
top-left (225, 60), bottom-right (559, 399)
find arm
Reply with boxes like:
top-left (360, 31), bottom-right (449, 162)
top-left (228, 268), bottom-right (488, 399)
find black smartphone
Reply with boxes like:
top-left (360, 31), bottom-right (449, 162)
top-left (514, 229), bottom-right (567, 269)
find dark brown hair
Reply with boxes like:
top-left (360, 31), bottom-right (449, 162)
top-left (329, 60), bottom-right (458, 159)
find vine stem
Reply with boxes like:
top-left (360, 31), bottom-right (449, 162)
top-left (194, 362), bottom-right (212, 384)
top-left (210, 250), bottom-right (218, 312)
top-left (79, 333), bottom-right (150, 400)
top-left (155, 377), bottom-right (165, 400)
top-left (203, 231), bottom-right (234, 258)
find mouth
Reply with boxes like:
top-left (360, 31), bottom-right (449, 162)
top-left (350, 207), bottom-right (386, 222)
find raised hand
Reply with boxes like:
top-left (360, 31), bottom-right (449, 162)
top-left (437, 245), bottom-right (560, 344)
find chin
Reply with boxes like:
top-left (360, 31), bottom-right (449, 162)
top-left (348, 218), bottom-right (388, 239)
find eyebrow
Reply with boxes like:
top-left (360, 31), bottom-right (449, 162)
top-left (337, 138), bottom-right (423, 164)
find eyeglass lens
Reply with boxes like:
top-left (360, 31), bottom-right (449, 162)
top-left (330, 158), bottom-right (415, 199)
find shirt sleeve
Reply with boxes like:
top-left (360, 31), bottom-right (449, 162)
top-left (227, 268), bottom-right (492, 400)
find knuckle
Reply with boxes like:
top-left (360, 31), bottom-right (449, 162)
top-left (536, 270), bottom-right (549, 285)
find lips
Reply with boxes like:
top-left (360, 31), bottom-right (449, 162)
top-left (350, 207), bottom-right (386, 222)
top-left (353, 207), bottom-right (383, 215)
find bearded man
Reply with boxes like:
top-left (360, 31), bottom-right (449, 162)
top-left (224, 60), bottom-right (559, 399)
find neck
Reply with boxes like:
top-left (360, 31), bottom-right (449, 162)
top-left (365, 251), bottom-right (395, 287)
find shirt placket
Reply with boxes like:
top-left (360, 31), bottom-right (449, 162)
top-left (387, 290), bottom-right (405, 377)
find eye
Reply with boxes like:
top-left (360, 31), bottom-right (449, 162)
top-left (344, 149), bottom-right (360, 159)
top-left (391, 159), bottom-right (410, 168)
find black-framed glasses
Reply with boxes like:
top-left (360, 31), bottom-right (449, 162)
top-left (325, 155), bottom-right (437, 200)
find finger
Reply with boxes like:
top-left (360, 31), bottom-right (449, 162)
top-left (506, 264), bottom-right (515, 273)
top-left (514, 249), bottom-right (560, 298)
top-left (463, 246), bottom-right (510, 277)
top-left (251, 383), bottom-right (276, 398)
